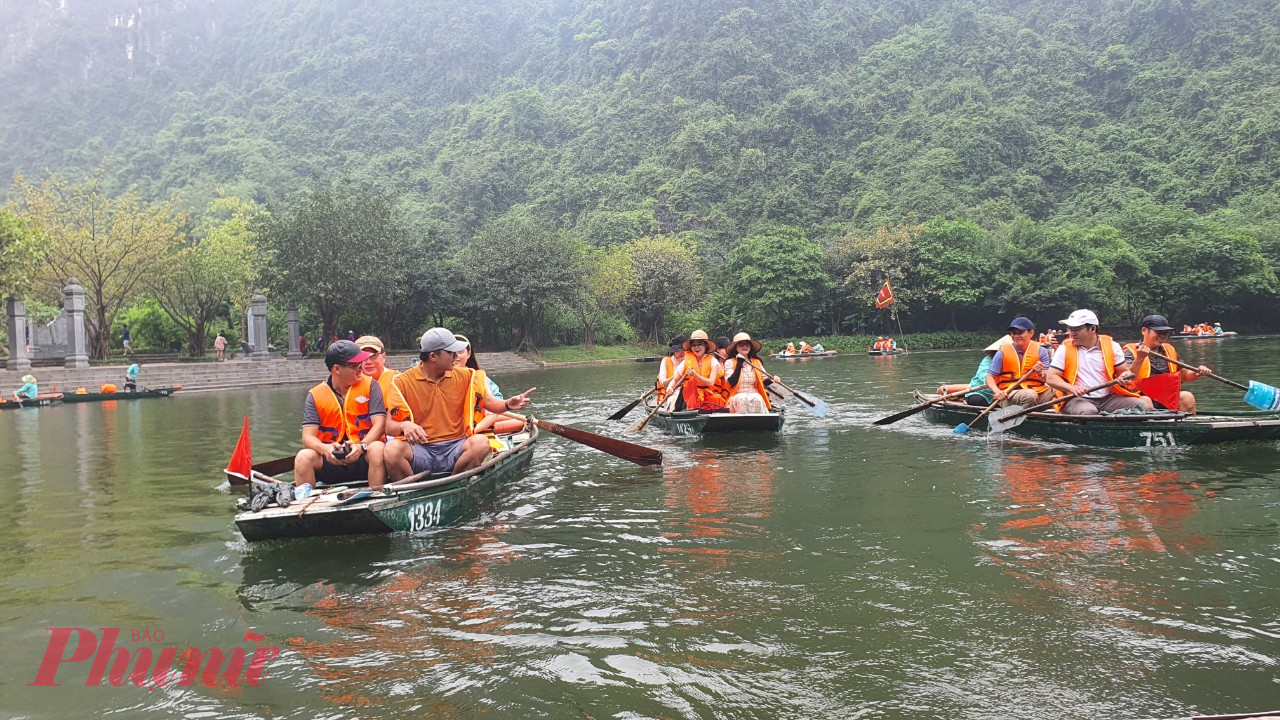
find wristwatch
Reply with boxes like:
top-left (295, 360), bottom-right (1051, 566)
top-left (358, 441), bottom-right (368, 451)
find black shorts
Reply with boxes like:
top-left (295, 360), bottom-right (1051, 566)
top-left (316, 456), bottom-right (370, 486)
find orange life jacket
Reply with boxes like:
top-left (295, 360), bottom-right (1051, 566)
top-left (681, 353), bottom-right (720, 408)
top-left (724, 357), bottom-right (772, 410)
top-left (799, 342), bottom-right (813, 353)
top-left (993, 338), bottom-right (1047, 391)
top-left (310, 375), bottom-right (376, 443)
top-left (373, 367), bottom-right (413, 425)
top-left (1059, 335), bottom-right (1130, 396)
top-left (1122, 342), bottom-right (1179, 380)
top-left (656, 355), bottom-right (681, 401)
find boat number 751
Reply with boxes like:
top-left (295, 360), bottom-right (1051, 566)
top-left (1140, 431), bottom-right (1177, 447)
top-left (408, 499), bottom-right (443, 531)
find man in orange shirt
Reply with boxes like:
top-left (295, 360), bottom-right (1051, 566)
top-left (385, 327), bottom-right (533, 480)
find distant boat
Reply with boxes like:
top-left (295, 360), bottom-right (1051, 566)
top-left (1172, 331), bottom-right (1237, 340)
top-left (867, 348), bottom-right (907, 356)
top-left (0, 392), bottom-right (63, 409)
top-left (769, 350), bottom-right (838, 359)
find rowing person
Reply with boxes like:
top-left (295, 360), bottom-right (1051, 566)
top-left (799, 340), bottom-right (814, 354)
top-left (385, 327), bottom-right (533, 480)
top-left (723, 332), bottom-right (778, 414)
top-left (12, 373), bottom-right (38, 401)
top-left (1122, 314), bottom-right (1213, 414)
top-left (985, 316), bottom-right (1053, 409)
top-left (356, 335), bottom-right (413, 438)
top-left (656, 335), bottom-right (686, 409)
top-left (679, 330), bottom-right (724, 411)
top-left (294, 340), bottom-right (388, 496)
top-left (1044, 309), bottom-right (1152, 416)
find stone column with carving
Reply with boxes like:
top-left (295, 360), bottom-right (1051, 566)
top-left (250, 291), bottom-right (271, 360)
top-left (286, 309), bottom-right (301, 358)
top-left (5, 296), bottom-right (32, 372)
top-left (63, 277), bottom-right (90, 369)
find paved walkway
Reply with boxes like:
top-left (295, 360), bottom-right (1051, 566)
top-left (0, 352), bottom-right (543, 394)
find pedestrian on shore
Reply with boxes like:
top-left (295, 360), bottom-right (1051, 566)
top-left (299, 332), bottom-right (308, 358)
top-left (214, 330), bottom-right (228, 361)
top-left (121, 323), bottom-right (133, 357)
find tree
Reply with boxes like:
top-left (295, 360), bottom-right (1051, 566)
top-left (824, 225), bottom-right (924, 334)
top-left (13, 171), bottom-right (183, 359)
top-left (915, 218), bottom-right (1000, 330)
top-left (0, 208), bottom-right (47, 300)
top-left (150, 195), bottom-right (266, 356)
top-left (257, 178), bottom-right (407, 342)
top-left (621, 234), bottom-right (702, 342)
top-left (574, 243), bottom-right (635, 349)
top-left (721, 228), bottom-right (831, 336)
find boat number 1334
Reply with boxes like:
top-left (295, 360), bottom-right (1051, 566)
top-left (408, 500), bottom-right (443, 531)
top-left (1140, 431), bottom-right (1177, 447)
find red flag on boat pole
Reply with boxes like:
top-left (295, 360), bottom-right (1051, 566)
top-left (1137, 373), bottom-right (1181, 412)
top-left (874, 277), bottom-right (895, 309)
top-left (225, 416), bottom-right (252, 483)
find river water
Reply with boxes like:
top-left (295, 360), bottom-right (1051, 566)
top-left (1, 338), bottom-right (1277, 719)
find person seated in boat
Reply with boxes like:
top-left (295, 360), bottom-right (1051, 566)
top-left (812, 342), bottom-right (825, 353)
top-left (12, 374), bottom-right (38, 401)
top-left (453, 334), bottom-right (525, 446)
top-left (385, 328), bottom-right (533, 481)
top-left (656, 335), bottom-right (687, 409)
top-left (1181, 324), bottom-right (1193, 335)
top-left (713, 336), bottom-right (732, 362)
top-left (1045, 309), bottom-right (1152, 416)
top-left (985, 317), bottom-right (1054, 409)
top-left (1122, 315), bottom-right (1213, 414)
top-left (293, 340), bottom-right (388, 496)
top-left (723, 332), bottom-right (779, 414)
top-left (356, 335), bottom-right (413, 439)
top-left (937, 340), bottom-right (1002, 406)
top-left (1212, 322), bottom-right (1224, 336)
top-left (679, 330), bottom-right (725, 412)
top-left (888, 337), bottom-right (898, 350)
top-left (871, 337), bottom-right (885, 351)
top-left (799, 340), bottom-right (814, 354)
top-left (784, 342), bottom-right (797, 355)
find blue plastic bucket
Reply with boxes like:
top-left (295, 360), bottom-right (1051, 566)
top-left (1244, 380), bottom-right (1280, 411)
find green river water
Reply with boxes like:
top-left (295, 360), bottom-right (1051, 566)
top-left (0, 337), bottom-right (1277, 719)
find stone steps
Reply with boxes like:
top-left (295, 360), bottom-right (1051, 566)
top-left (0, 352), bottom-right (542, 393)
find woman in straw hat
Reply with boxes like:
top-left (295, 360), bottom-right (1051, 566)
top-left (12, 374), bottom-right (39, 401)
top-left (678, 330), bottom-right (724, 411)
top-left (723, 332), bottom-right (780, 414)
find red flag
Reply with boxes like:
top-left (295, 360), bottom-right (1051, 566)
top-left (1137, 373), bottom-right (1181, 411)
top-left (874, 277), bottom-right (895, 309)
top-left (224, 416), bottom-right (253, 484)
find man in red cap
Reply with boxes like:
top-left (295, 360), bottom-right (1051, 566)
top-left (293, 340), bottom-right (388, 497)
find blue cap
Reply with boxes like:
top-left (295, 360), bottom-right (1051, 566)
top-left (1008, 317), bottom-right (1035, 331)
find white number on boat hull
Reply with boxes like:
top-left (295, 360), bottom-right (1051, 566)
top-left (1140, 431), bottom-right (1177, 447)
top-left (408, 499), bottom-right (443, 531)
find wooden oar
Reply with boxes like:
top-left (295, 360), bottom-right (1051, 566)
top-left (954, 366), bottom-right (1036, 434)
top-left (1143, 347), bottom-right (1280, 411)
top-left (1142, 349), bottom-right (1246, 391)
top-left (987, 378), bottom-right (1125, 434)
top-left (503, 411), bottom-right (662, 466)
top-left (770, 379), bottom-right (828, 418)
top-left (872, 382), bottom-right (988, 426)
top-left (627, 376), bottom-right (681, 434)
top-left (607, 385), bottom-right (660, 421)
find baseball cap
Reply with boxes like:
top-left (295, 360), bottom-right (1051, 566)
top-left (1008, 316), bottom-right (1035, 331)
top-left (354, 335), bottom-right (384, 353)
top-left (325, 340), bottom-right (372, 368)
top-left (668, 335), bottom-right (687, 354)
top-left (1060, 309), bottom-right (1099, 327)
top-left (1140, 315), bottom-right (1174, 331)
top-left (420, 327), bottom-right (468, 353)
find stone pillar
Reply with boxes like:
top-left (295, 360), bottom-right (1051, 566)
top-left (5, 296), bottom-right (32, 371)
top-left (250, 290), bottom-right (270, 361)
top-left (286, 309), bottom-right (301, 358)
top-left (63, 277), bottom-right (90, 369)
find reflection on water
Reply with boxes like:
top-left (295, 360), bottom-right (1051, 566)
top-left (1, 343), bottom-right (1279, 719)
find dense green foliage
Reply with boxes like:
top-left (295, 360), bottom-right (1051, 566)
top-left (1, 0), bottom-right (1279, 348)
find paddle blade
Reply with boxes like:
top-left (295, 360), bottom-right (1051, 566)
top-left (607, 398), bottom-right (642, 421)
top-left (224, 416), bottom-right (253, 485)
top-left (803, 395), bottom-right (829, 419)
top-left (536, 418), bottom-right (663, 466)
top-left (1244, 380), bottom-right (1280, 411)
top-left (986, 405), bottom-right (1025, 434)
top-left (952, 423), bottom-right (970, 434)
top-left (873, 404), bottom-right (928, 426)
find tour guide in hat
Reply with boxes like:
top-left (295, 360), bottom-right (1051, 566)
top-left (1123, 314), bottom-right (1214, 414)
top-left (1044, 309), bottom-right (1153, 415)
top-left (384, 327), bottom-right (535, 480)
top-left (293, 340), bottom-right (388, 498)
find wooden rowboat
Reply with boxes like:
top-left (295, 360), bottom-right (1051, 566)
top-left (234, 426), bottom-right (539, 541)
top-left (1171, 331), bottom-right (1237, 340)
top-left (61, 385), bottom-right (183, 403)
top-left (0, 393), bottom-right (63, 409)
top-left (769, 350), bottom-right (838, 359)
top-left (643, 399), bottom-right (784, 436)
top-left (867, 348), bottom-right (907, 356)
top-left (912, 390), bottom-right (1280, 448)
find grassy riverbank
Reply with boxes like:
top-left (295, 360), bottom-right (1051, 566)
top-left (534, 332), bottom-right (999, 363)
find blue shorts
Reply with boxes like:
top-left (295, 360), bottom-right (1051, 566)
top-left (409, 438), bottom-right (466, 475)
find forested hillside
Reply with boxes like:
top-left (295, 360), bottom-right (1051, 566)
top-left (2, 0), bottom-right (1279, 349)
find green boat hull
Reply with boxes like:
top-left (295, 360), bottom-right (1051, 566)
top-left (913, 391), bottom-right (1280, 448)
top-left (0, 393), bottom-right (63, 409)
top-left (62, 386), bottom-right (181, 403)
top-left (647, 406), bottom-right (784, 435)
top-left (235, 427), bottom-right (538, 541)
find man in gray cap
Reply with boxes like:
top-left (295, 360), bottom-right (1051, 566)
top-left (386, 328), bottom-right (534, 480)
top-left (1045, 309), bottom-right (1152, 415)
top-left (985, 316), bottom-right (1054, 409)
